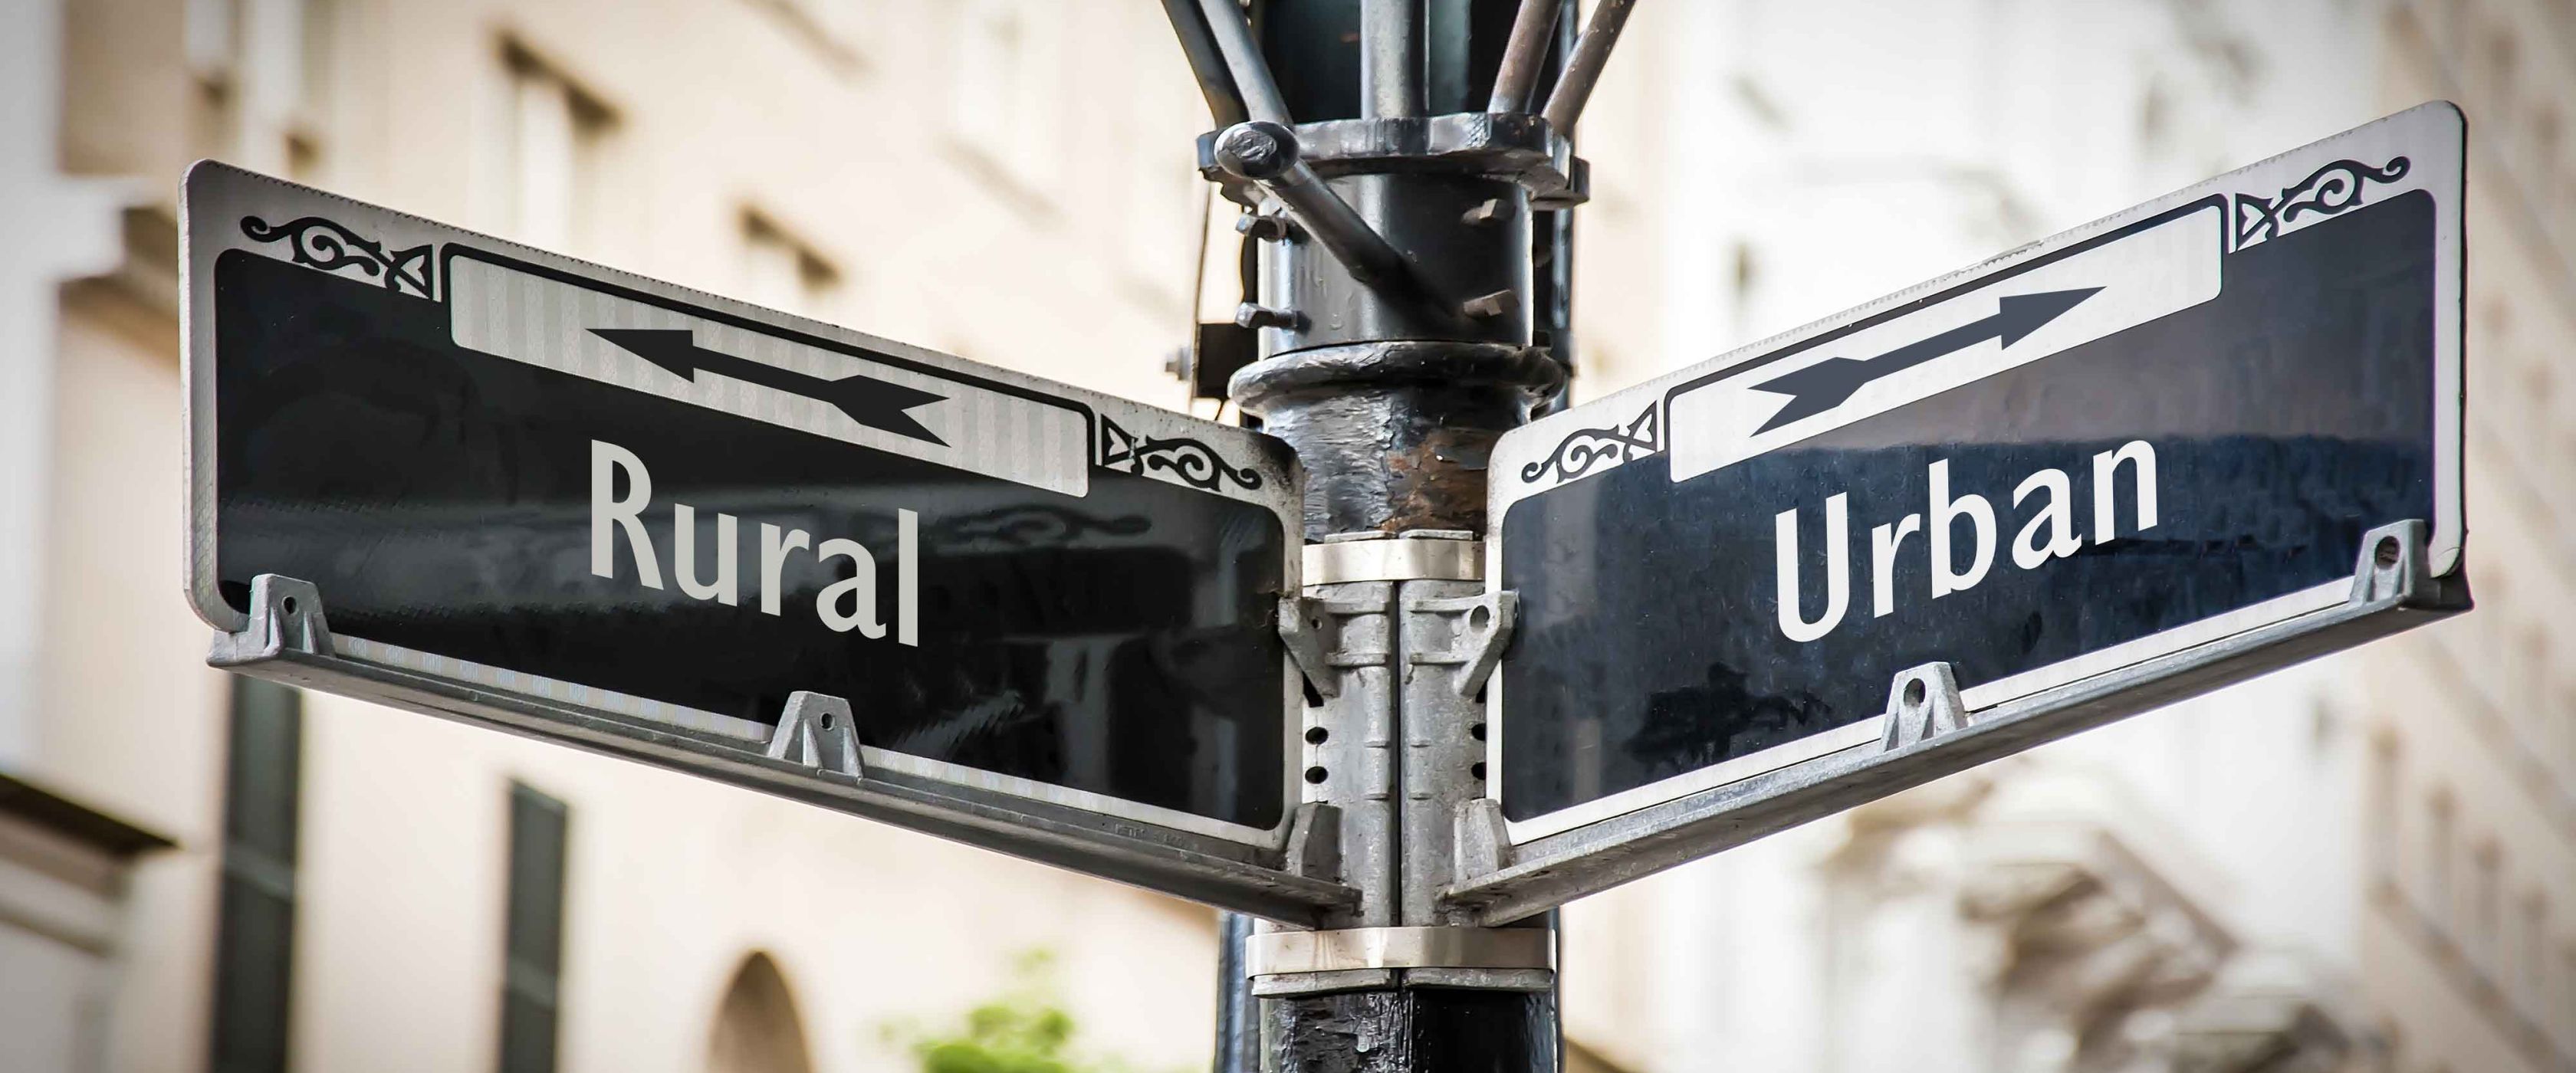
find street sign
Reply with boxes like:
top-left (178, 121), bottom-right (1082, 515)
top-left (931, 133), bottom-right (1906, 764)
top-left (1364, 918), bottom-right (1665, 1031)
top-left (181, 162), bottom-right (1350, 920)
top-left (1461, 103), bottom-right (2469, 919)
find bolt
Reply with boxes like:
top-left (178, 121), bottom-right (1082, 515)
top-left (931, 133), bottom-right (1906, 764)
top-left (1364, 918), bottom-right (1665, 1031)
top-left (1236, 213), bottom-right (1299, 242)
top-left (1236, 303), bottom-right (1304, 331)
top-left (1460, 289), bottom-right (1520, 320)
top-left (1214, 121), bottom-right (1300, 182)
top-left (1461, 198), bottom-right (1510, 227)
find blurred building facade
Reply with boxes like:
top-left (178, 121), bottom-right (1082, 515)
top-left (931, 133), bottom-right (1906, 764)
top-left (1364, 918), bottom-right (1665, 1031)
top-left (1560, 1), bottom-right (2576, 1071)
top-left (8, 2), bottom-right (1257, 1072)
top-left (5, 2), bottom-right (2574, 1073)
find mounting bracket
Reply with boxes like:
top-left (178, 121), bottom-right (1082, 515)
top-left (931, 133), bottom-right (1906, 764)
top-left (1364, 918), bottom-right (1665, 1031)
top-left (1881, 662), bottom-right (1968, 751)
top-left (766, 691), bottom-right (861, 779)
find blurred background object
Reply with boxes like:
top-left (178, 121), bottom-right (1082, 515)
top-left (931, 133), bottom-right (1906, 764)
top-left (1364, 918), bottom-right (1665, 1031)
top-left (0, 2), bottom-right (2569, 1072)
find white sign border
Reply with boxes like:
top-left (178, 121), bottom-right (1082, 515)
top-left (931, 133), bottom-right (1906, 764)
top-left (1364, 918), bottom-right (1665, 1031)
top-left (179, 161), bottom-right (1309, 848)
top-left (1485, 102), bottom-right (2466, 844)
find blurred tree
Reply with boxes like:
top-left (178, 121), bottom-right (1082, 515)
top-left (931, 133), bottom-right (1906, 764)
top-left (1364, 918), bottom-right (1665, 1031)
top-left (886, 950), bottom-right (1158, 1073)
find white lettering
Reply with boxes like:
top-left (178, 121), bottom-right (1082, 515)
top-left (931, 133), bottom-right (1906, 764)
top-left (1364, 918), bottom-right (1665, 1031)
top-left (1774, 494), bottom-right (1851, 644)
top-left (2010, 468), bottom-right (2084, 569)
top-left (672, 504), bottom-right (739, 605)
top-left (759, 523), bottom-right (812, 617)
top-left (1871, 514), bottom-right (1921, 618)
top-left (2091, 440), bottom-right (2159, 543)
top-left (897, 509), bottom-right (918, 647)
top-left (590, 440), bottom-right (663, 589)
top-left (814, 537), bottom-right (886, 637)
top-left (1929, 459), bottom-right (1995, 598)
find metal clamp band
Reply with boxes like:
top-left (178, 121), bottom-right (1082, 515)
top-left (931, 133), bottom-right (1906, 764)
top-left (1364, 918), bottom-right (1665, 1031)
top-left (1244, 925), bottom-right (1552, 976)
top-left (1304, 535), bottom-right (1483, 586)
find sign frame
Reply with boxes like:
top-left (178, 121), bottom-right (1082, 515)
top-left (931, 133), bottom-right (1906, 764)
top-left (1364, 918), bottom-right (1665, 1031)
top-left (1461, 103), bottom-right (2470, 920)
top-left (180, 162), bottom-right (1352, 922)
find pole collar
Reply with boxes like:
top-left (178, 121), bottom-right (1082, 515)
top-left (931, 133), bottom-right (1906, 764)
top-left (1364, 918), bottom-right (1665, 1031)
top-left (1244, 925), bottom-right (1552, 977)
top-left (1305, 532), bottom-right (1482, 586)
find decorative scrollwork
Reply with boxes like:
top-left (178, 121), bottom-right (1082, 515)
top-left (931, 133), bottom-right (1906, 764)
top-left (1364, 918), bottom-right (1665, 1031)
top-left (928, 505), bottom-right (1151, 550)
top-left (1098, 416), bottom-right (1263, 492)
top-left (1520, 403), bottom-right (1659, 484)
top-left (2233, 156), bottom-right (2410, 247)
top-left (240, 215), bottom-right (435, 298)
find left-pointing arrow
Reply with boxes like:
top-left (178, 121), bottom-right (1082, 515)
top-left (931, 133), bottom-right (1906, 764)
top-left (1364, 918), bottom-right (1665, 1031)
top-left (590, 327), bottom-right (948, 446)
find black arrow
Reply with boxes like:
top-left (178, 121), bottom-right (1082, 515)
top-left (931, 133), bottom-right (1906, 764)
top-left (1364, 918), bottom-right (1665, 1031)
top-left (1748, 287), bottom-right (2103, 433)
top-left (590, 328), bottom-right (948, 445)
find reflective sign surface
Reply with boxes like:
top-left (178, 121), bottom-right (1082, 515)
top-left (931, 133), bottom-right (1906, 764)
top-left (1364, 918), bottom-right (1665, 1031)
top-left (1487, 103), bottom-right (2464, 842)
top-left (187, 163), bottom-right (1303, 840)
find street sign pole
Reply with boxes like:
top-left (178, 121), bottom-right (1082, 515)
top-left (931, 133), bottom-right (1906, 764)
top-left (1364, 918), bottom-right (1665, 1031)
top-left (1171, 2), bottom-right (1607, 1068)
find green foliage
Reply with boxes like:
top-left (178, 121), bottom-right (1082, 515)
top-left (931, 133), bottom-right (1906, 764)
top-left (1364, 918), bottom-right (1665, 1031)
top-left (886, 950), bottom-right (1153, 1073)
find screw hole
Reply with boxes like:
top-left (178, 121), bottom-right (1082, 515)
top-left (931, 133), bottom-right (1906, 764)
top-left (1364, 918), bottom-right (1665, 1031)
top-left (1470, 722), bottom-right (1487, 741)
top-left (817, 712), bottom-right (835, 730)
top-left (1305, 727), bottom-right (1329, 745)
top-left (1468, 605), bottom-right (1493, 631)
top-left (1903, 678), bottom-right (1927, 708)
top-left (1470, 761), bottom-right (1487, 780)
top-left (2373, 536), bottom-right (2400, 569)
top-left (1303, 766), bottom-right (1329, 785)
top-left (279, 596), bottom-right (298, 616)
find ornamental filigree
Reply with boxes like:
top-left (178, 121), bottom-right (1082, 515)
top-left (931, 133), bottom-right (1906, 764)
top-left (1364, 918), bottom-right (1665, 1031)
top-left (1520, 403), bottom-right (1659, 484)
top-left (929, 505), bottom-right (1151, 550)
top-left (240, 215), bottom-right (435, 298)
top-left (2232, 156), bottom-right (2410, 247)
top-left (1098, 416), bottom-right (1263, 493)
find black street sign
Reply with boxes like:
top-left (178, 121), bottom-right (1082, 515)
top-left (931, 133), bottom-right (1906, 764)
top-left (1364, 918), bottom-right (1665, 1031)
top-left (181, 163), bottom-right (1345, 917)
top-left (1465, 104), bottom-right (2468, 909)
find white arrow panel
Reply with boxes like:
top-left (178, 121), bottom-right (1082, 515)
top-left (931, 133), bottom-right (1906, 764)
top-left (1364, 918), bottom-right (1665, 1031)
top-left (448, 252), bottom-right (1092, 497)
top-left (1669, 203), bottom-right (2225, 483)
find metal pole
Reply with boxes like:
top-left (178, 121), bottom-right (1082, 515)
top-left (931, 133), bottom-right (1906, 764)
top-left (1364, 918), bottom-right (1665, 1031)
top-left (1197, 0), bottom-right (1293, 126)
top-left (1362, 0), bottom-right (1425, 120)
top-left (1173, 3), bottom-right (1599, 1068)
top-left (1213, 911), bottom-right (1257, 1073)
top-left (1162, 0), bottom-right (1251, 127)
top-left (1540, 0), bottom-right (1635, 135)
top-left (1487, 0), bottom-right (1563, 113)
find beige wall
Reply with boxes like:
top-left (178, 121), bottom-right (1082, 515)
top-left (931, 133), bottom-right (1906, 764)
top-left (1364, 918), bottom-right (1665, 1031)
top-left (38, 2), bottom-right (1266, 1071)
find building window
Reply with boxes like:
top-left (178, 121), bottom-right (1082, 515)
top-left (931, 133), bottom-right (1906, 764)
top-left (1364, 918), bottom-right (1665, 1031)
top-left (2518, 894), bottom-right (2548, 1013)
top-left (2424, 791), bottom-right (2454, 933)
top-left (739, 210), bottom-right (840, 320)
top-left (500, 783), bottom-right (570, 1073)
top-left (493, 41), bottom-right (614, 251)
top-left (2368, 733), bottom-right (2400, 884)
top-left (209, 677), bottom-right (303, 1073)
top-left (707, 953), bottom-right (814, 1073)
top-left (2469, 842), bottom-right (2501, 973)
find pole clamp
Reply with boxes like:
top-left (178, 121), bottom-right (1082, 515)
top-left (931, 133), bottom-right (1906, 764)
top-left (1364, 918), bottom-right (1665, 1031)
top-left (1303, 531), bottom-right (1482, 586)
top-left (1244, 924), bottom-right (1552, 977)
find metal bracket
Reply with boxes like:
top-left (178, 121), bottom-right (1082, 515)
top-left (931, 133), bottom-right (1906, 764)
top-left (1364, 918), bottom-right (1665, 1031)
top-left (1452, 797), bottom-right (1510, 888)
top-left (764, 691), bottom-right (862, 779)
top-left (209, 574), bottom-right (334, 666)
top-left (1279, 596), bottom-right (1339, 699)
top-left (1283, 801), bottom-right (1343, 881)
top-left (1402, 590), bottom-right (1518, 697)
top-left (1881, 661), bottom-right (1968, 751)
top-left (2351, 518), bottom-right (2438, 605)
top-left (1244, 924), bottom-right (1554, 977)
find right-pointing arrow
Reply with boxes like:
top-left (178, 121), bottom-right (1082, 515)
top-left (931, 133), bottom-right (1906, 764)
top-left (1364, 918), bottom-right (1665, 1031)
top-left (1749, 287), bottom-right (2104, 433)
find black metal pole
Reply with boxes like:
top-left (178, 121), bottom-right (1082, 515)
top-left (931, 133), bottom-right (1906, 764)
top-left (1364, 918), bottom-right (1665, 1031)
top-left (1180, 4), bottom-right (1601, 1070)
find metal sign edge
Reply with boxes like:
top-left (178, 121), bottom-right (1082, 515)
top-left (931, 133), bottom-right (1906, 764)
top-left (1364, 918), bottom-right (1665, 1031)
top-left (1477, 101), bottom-right (2467, 849)
top-left (176, 162), bottom-right (1318, 861)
